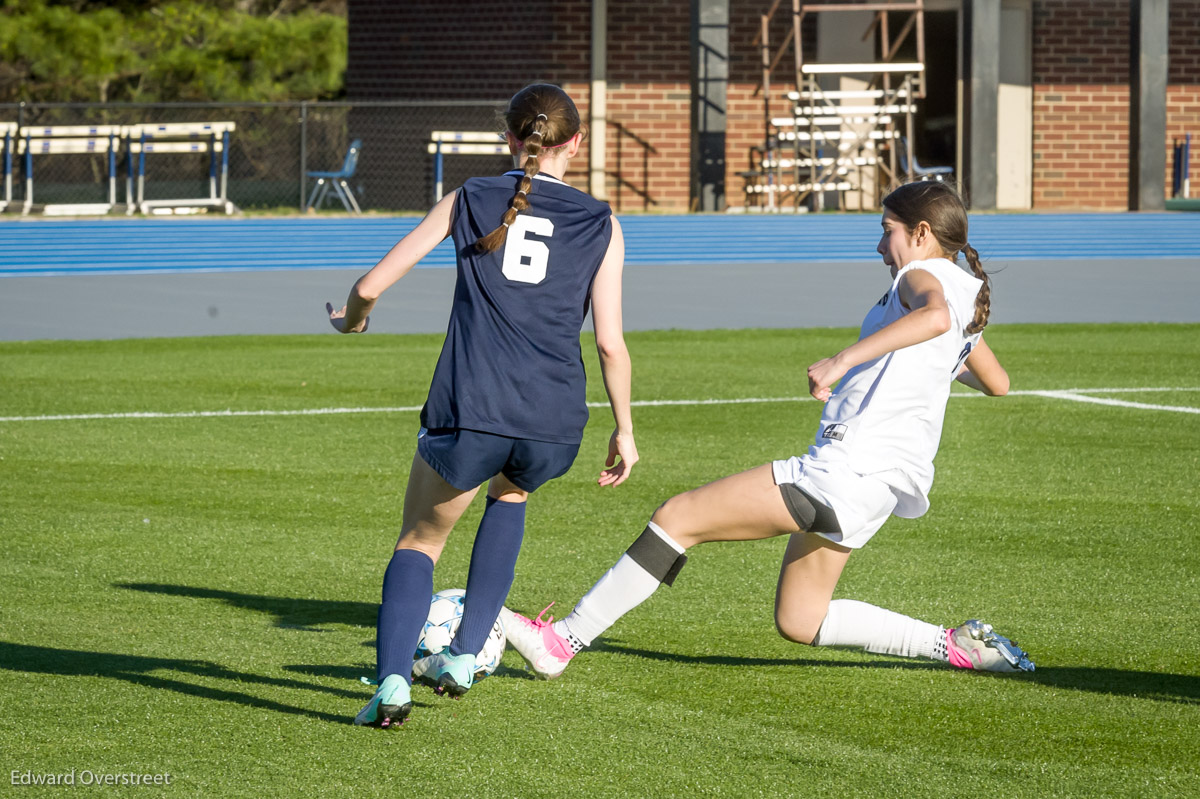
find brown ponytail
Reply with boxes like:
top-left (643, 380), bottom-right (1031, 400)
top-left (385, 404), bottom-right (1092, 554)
top-left (962, 243), bottom-right (990, 334)
top-left (474, 85), bottom-right (582, 254)
top-left (882, 180), bottom-right (992, 334)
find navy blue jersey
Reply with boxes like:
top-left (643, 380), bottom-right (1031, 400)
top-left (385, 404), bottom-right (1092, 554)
top-left (419, 171), bottom-right (614, 445)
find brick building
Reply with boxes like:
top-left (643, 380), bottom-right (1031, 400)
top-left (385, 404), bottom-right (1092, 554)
top-left (346, 0), bottom-right (1200, 212)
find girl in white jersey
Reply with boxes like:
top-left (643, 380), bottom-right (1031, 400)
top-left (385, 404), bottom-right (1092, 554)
top-left (504, 180), bottom-right (1034, 678)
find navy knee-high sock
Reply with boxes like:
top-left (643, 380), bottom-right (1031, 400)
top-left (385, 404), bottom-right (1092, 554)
top-left (376, 548), bottom-right (434, 684)
top-left (450, 496), bottom-right (526, 657)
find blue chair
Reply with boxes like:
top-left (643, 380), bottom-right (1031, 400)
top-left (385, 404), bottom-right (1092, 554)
top-left (306, 139), bottom-right (362, 214)
top-left (899, 136), bottom-right (953, 182)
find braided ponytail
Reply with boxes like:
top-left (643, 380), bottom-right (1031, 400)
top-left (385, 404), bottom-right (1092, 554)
top-left (474, 115), bottom-right (547, 254)
top-left (962, 243), bottom-right (990, 334)
top-left (474, 85), bottom-right (581, 254)
top-left (882, 181), bottom-right (992, 335)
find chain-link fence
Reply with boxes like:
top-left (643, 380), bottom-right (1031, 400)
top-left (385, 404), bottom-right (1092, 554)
top-left (0, 100), bottom-right (515, 213)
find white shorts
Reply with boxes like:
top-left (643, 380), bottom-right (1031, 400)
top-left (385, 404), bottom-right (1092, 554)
top-left (772, 455), bottom-right (898, 549)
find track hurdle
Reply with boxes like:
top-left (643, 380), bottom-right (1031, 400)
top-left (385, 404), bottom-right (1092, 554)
top-left (427, 131), bottom-right (509, 201)
top-left (1, 122), bottom-right (15, 213)
top-left (124, 122), bottom-right (237, 215)
top-left (14, 125), bottom-right (122, 216)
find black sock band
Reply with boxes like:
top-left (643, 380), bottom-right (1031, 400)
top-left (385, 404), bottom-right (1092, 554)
top-left (626, 526), bottom-right (688, 586)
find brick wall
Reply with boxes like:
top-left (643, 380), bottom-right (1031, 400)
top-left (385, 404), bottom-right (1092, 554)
top-left (725, 3), bottom-right (817, 210)
top-left (1167, 0), bottom-right (1200, 198)
top-left (346, 0), bottom-right (696, 211)
top-left (345, 0), bottom-right (811, 212)
top-left (600, 3), bottom-right (692, 211)
top-left (346, 0), bottom-right (1200, 212)
top-left (1032, 0), bottom-right (1200, 209)
top-left (1031, 0), bottom-right (1128, 208)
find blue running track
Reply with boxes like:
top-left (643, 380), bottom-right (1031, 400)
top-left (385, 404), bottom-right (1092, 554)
top-left (0, 213), bottom-right (1197, 277)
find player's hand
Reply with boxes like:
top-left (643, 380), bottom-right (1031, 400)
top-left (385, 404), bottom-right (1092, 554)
top-left (599, 429), bottom-right (638, 487)
top-left (807, 355), bottom-right (846, 402)
top-left (326, 302), bottom-right (369, 334)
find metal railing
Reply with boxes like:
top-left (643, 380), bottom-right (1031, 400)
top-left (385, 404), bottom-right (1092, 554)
top-left (0, 100), bottom-right (513, 214)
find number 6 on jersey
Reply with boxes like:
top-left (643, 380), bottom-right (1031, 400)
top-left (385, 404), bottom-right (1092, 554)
top-left (501, 216), bottom-right (555, 284)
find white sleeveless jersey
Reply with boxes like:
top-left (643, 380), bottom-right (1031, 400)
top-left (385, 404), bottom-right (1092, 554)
top-left (803, 258), bottom-right (984, 518)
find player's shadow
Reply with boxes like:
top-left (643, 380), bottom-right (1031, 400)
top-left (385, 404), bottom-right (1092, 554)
top-left (0, 641), bottom-right (405, 725)
top-left (596, 642), bottom-right (1200, 705)
top-left (117, 582), bottom-right (376, 631)
top-left (285, 661), bottom-right (531, 683)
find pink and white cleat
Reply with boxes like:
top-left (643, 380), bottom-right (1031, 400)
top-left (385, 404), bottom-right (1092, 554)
top-left (499, 604), bottom-right (577, 679)
top-left (947, 619), bottom-right (1035, 672)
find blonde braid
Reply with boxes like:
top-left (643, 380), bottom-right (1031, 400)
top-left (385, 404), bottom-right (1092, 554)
top-left (962, 243), bottom-right (990, 334)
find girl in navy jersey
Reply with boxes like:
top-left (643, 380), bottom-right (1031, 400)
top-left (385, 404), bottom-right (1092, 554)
top-left (504, 180), bottom-right (1034, 680)
top-left (328, 84), bottom-right (638, 728)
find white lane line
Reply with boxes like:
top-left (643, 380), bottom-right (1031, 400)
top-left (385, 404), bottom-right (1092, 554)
top-left (1, 388), bottom-right (1197, 423)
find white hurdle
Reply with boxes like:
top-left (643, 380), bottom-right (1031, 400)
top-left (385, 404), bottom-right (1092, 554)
top-left (1, 122), bottom-right (16, 213)
top-left (427, 131), bottom-right (508, 201)
top-left (124, 122), bottom-right (237, 215)
top-left (14, 125), bottom-right (123, 216)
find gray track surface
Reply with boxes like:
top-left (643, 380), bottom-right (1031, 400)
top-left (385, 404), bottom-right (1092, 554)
top-left (1, 258), bottom-right (1196, 341)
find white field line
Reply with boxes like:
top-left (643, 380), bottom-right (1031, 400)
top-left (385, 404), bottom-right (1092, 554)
top-left (1, 388), bottom-right (1197, 423)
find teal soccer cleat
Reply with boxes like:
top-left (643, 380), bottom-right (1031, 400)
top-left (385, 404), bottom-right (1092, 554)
top-left (354, 673), bottom-right (412, 729)
top-left (412, 652), bottom-right (476, 698)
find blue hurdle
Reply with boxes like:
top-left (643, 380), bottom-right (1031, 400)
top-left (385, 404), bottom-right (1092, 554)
top-left (14, 125), bottom-right (122, 216)
top-left (124, 122), bottom-right (237, 215)
top-left (427, 131), bottom-right (509, 202)
top-left (1, 122), bottom-right (15, 213)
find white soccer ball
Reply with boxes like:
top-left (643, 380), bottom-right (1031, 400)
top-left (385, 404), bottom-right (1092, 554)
top-left (414, 588), bottom-right (507, 678)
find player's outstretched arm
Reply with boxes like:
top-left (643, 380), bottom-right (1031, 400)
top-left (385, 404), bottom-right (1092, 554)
top-left (955, 336), bottom-right (1009, 395)
top-left (809, 268), bottom-right (952, 401)
top-left (326, 190), bottom-right (457, 333)
top-left (591, 217), bottom-right (638, 486)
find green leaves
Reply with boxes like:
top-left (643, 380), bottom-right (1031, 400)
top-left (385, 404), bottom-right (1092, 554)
top-left (0, 0), bottom-right (346, 102)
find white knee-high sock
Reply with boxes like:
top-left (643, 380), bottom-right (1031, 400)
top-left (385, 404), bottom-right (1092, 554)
top-left (556, 522), bottom-right (685, 647)
top-left (812, 599), bottom-right (945, 660)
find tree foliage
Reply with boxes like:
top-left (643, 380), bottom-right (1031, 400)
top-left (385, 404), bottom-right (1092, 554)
top-left (0, 0), bottom-right (347, 103)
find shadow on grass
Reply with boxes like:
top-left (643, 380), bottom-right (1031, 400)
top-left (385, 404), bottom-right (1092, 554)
top-left (117, 582), bottom-right (375, 630)
top-left (596, 642), bottom-right (1200, 704)
top-left (285, 662), bottom-right (532, 683)
top-left (0, 641), bottom-right (395, 725)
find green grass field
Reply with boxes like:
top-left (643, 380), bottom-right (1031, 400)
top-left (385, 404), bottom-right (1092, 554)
top-left (1, 324), bottom-right (1198, 798)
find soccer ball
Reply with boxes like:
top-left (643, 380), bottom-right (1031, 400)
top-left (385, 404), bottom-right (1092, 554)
top-left (414, 588), bottom-right (507, 678)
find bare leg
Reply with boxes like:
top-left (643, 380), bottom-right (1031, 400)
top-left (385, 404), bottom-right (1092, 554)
top-left (557, 464), bottom-right (802, 647)
top-left (487, 472), bottom-right (529, 503)
top-left (774, 533), bottom-right (852, 644)
top-left (395, 452), bottom-right (481, 560)
top-left (376, 453), bottom-right (480, 684)
top-left (652, 463), bottom-right (801, 548)
top-left (776, 533), bottom-right (952, 663)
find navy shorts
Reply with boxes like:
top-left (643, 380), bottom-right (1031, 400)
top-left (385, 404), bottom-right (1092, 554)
top-left (416, 427), bottom-right (581, 493)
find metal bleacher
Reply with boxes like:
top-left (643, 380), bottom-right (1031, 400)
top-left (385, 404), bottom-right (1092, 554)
top-left (745, 0), bottom-right (930, 212)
